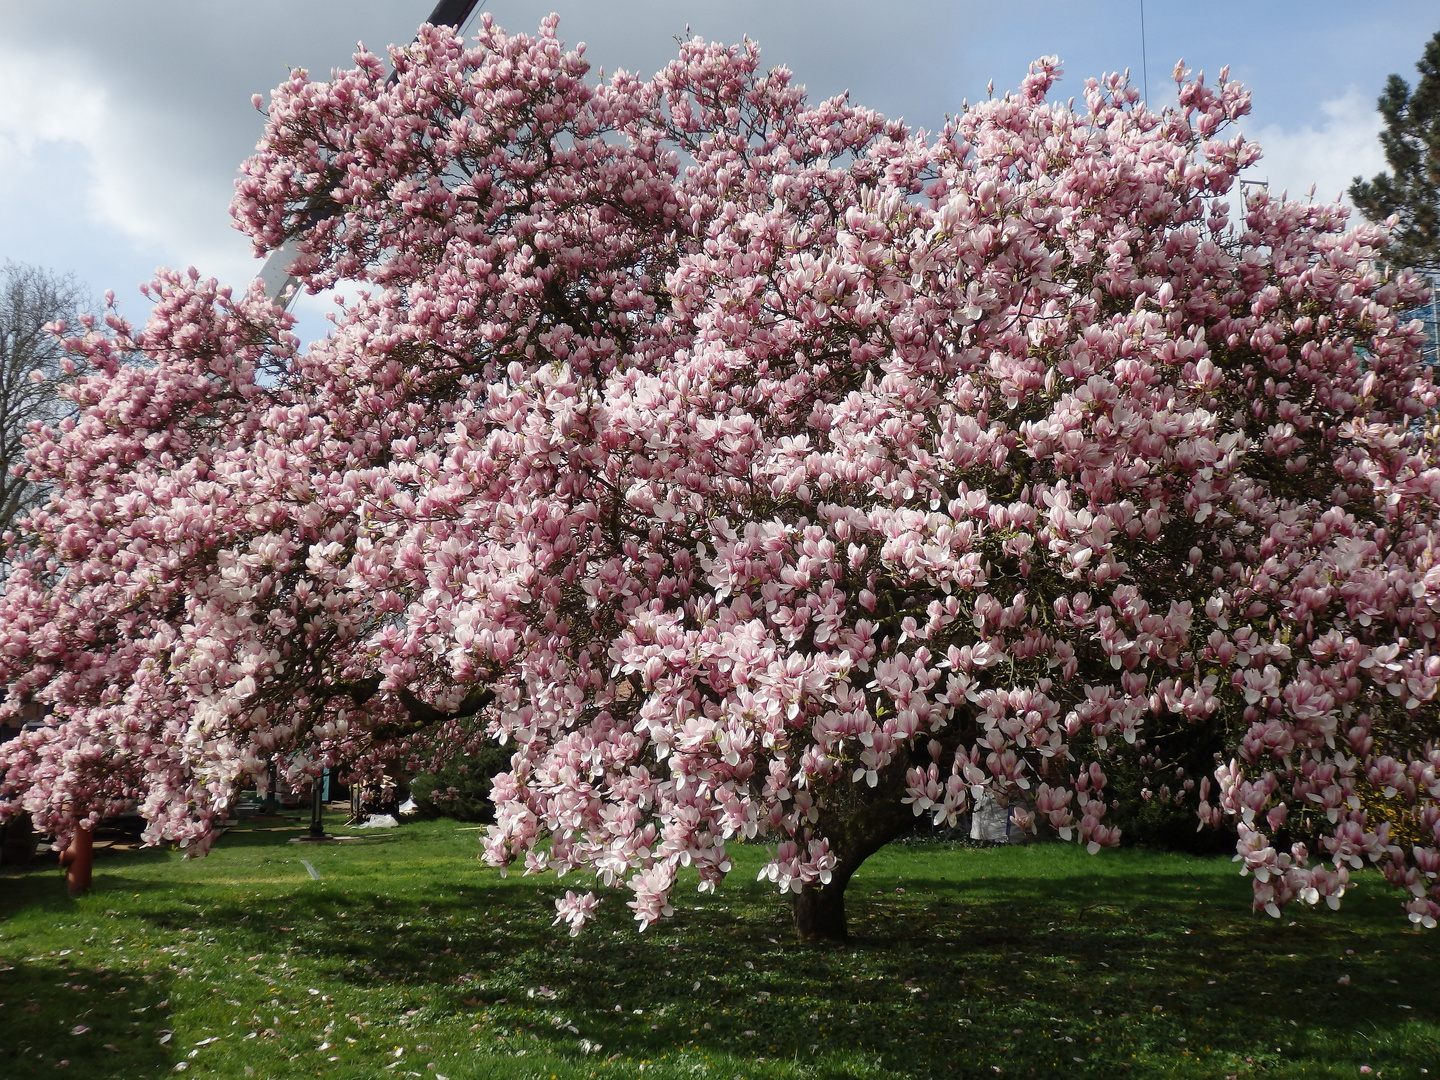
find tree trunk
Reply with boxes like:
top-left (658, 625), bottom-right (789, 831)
top-left (791, 794), bottom-right (914, 942)
top-left (59, 825), bottom-right (93, 897)
top-left (793, 877), bottom-right (850, 941)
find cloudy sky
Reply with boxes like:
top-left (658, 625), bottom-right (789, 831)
top-left (1, 1), bottom-right (1436, 339)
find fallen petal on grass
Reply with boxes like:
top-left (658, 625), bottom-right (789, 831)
top-left (0, 820), bottom-right (1435, 1079)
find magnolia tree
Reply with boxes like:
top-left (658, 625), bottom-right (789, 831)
top-left (2, 17), bottom-right (1439, 940)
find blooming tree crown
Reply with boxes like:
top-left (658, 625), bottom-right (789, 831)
top-left (2, 17), bottom-right (1438, 932)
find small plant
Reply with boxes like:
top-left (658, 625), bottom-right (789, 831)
top-left (408, 743), bottom-right (511, 822)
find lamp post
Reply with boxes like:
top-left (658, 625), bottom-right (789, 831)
top-left (309, 771), bottom-right (326, 839)
top-left (263, 761), bottom-right (279, 815)
top-left (264, 1), bottom-right (482, 847)
top-left (257, 0), bottom-right (483, 307)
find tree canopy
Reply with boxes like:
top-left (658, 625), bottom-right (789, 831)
top-left (2, 18), bottom-right (1439, 939)
top-left (1351, 28), bottom-right (1440, 271)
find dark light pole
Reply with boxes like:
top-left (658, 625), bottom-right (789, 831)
top-left (256, 0), bottom-right (483, 306)
top-left (309, 770), bottom-right (326, 838)
top-left (263, 1), bottom-right (485, 845)
top-left (421, 0), bottom-right (482, 30)
top-left (263, 761), bottom-right (279, 815)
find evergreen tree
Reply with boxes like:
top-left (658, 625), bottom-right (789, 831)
top-left (1351, 29), bottom-right (1440, 270)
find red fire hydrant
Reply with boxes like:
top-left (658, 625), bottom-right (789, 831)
top-left (58, 826), bottom-right (93, 897)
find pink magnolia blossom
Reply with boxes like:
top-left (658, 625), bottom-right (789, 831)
top-left (1, 18), bottom-right (1438, 940)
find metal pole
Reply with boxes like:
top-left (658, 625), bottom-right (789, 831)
top-left (309, 775), bottom-right (325, 838)
top-left (423, 0), bottom-right (481, 27)
top-left (1139, 0), bottom-right (1149, 105)
top-left (263, 761), bottom-right (279, 814)
top-left (256, 0), bottom-right (484, 307)
top-left (1429, 270), bottom-right (1439, 365)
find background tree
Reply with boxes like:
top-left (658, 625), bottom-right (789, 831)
top-left (0, 262), bottom-right (88, 534)
top-left (408, 737), bottom-right (513, 822)
top-left (1, 19), bottom-right (1439, 943)
top-left (1350, 29), bottom-right (1440, 271)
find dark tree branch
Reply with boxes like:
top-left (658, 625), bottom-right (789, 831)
top-left (366, 685), bottom-right (497, 742)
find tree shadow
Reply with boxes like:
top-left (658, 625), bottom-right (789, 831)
top-left (0, 956), bottom-right (174, 1078)
top-left (172, 837), bottom-right (1440, 1076)
top-left (1, 853), bottom-right (179, 1076)
top-left (5, 827), bottom-right (1437, 1078)
top-left (210, 828), bottom-right (398, 850)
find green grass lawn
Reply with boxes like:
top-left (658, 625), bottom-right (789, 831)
top-left (2, 820), bottom-right (1437, 1079)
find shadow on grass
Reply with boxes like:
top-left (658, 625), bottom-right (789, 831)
top-left (0, 956), bottom-right (174, 1079)
top-left (209, 828), bottom-right (399, 850)
top-left (0, 854), bottom-right (180, 1078)
top-left (5, 827), bottom-right (1437, 1078)
top-left (138, 834), bottom-right (1440, 1077)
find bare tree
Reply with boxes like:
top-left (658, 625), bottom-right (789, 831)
top-left (0, 262), bottom-right (88, 533)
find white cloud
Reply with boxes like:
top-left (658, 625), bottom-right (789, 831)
top-left (0, 46), bottom-right (107, 156)
top-left (1245, 88), bottom-right (1385, 207)
top-left (0, 37), bottom-right (258, 286)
